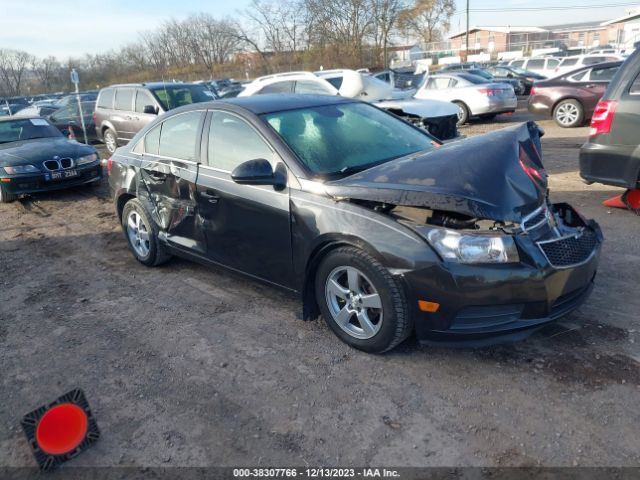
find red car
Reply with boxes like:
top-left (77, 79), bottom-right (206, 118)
top-left (528, 61), bottom-right (622, 128)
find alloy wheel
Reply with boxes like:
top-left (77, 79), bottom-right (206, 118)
top-left (104, 131), bottom-right (117, 153)
top-left (325, 266), bottom-right (383, 339)
top-left (555, 103), bottom-right (579, 126)
top-left (126, 210), bottom-right (151, 258)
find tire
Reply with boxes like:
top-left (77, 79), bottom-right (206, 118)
top-left (315, 246), bottom-right (411, 353)
top-left (121, 198), bottom-right (171, 266)
top-left (453, 101), bottom-right (469, 125)
top-left (0, 185), bottom-right (17, 203)
top-left (553, 99), bottom-right (584, 128)
top-left (103, 128), bottom-right (118, 154)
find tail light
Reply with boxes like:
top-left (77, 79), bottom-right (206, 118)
top-left (478, 88), bottom-right (499, 97)
top-left (530, 86), bottom-right (537, 96)
top-left (589, 100), bottom-right (617, 137)
top-left (106, 157), bottom-right (113, 175)
top-left (92, 111), bottom-right (97, 123)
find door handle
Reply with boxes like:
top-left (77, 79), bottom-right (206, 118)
top-left (200, 190), bottom-right (220, 204)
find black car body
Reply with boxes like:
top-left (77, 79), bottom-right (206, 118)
top-left (108, 95), bottom-right (602, 352)
top-left (580, 50), bottom-right (640, 188)
top-left (485, 66), bottom-right (546, 95)
top-left (0, 117), bottom-right (101, 202)
top-left (46, 100), bottom-right (99, 143)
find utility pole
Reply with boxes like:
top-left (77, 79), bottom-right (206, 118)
top-left (465, 0), bottom-right (470, 62)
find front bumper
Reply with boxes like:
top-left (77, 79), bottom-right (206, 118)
top-left (0, 163), bottom-right (102, 195)
top-left (401, 203), bottom-right (603, 345)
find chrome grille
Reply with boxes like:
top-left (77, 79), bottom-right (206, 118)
top-left (43, 158), bottom-right (74, 171)
top-left (521, 204), bottom-right (549, 232)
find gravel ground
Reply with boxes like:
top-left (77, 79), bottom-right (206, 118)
top-left (1, 102), bottom-right (639, 468)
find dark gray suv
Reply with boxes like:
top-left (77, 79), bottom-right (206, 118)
top-left (580, 49), bottom-right (640, 189)
top-left (95, 82), bottom-right (214, 153)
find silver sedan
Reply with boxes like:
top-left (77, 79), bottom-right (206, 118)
top-left (415, 72), bottom-right (517, 124)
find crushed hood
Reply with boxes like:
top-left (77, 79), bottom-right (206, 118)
top-left (324, 121), bottom-right (547, 223)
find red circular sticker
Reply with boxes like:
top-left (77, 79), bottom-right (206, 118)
top-left (35, 403), bottom-right (88, 455)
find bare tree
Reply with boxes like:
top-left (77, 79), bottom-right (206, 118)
top-left (400, 0), bottom-right (455, 48)
top-left (188, 14), bottom-right (240, 75)
top-left (371, 0), bottom-right (410, 67)
top-left (0, 49), bottom-right (33, 96)
top-left (31, 56), bottom-right (62, 92)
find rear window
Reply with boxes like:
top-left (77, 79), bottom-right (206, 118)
top-left (590, 66), bottom-right (619, 82)
top-left (114, 89), bottom-right (134, 111)
top-left (583, 56), bottom-right (606, 66)
top-left (97, 89), bottom-right (114, 109)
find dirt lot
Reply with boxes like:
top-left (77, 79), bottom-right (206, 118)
top-left (1, 103), bottom-right (639, 468)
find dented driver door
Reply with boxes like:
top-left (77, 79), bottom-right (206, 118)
top-left (138, 110), bottom-right (207, 254)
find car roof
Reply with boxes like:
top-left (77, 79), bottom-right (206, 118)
top-left (105, 82), bottom-right (201, 89)
top-left (0, 116), bottom-right (46, 123)
top-left (171, 94), bottom-right (357, 116)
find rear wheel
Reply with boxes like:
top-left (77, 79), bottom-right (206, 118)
top-left (121, 198), bottom-right (171, 266)
top-left (315, 247), bottom-right (411, 353)
top-left (553, 99), bottom-right (584, 128)
top-left (453, 101), bottom-right (470, 125)
top-left (0, 185), bottom-right (17, 203)
top-left (103, 128), bottom-right (118, 154)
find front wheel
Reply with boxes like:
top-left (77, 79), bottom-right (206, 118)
top-left (553, 99), bottom-right (584, 128)
top-left (315, 247), bottom-right (411, 353)
top-left (121, 198), bottom-right (171, 266)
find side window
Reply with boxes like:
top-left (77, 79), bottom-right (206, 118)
top-left (157, 111), bottom-right (203, 161)
top-left (429, 77), bottom-right (451, 89)
top-left (114, 88), bottom-right (134, 111)
top-left (294, 80), bottom-right (333, 95)
top-left (144, 124), bottom-right (161, 155)
top-left (547, 59), bottom-right (560, 69)
top-left (97, 89), bottom-right (114, 109)
top-left (527, 59), bottom-right (545, 70)
top-left (568, 70), bottom-right (589, 82)
top-left (448, 78), bottom-right (459, 87)
top-left (589, 66), bottom-right (619, 82)
top-left (511, 60), bottom-right (524, 68)
top-left (630, 72), bottom-right (640, 95)
top-left (208, 111), bottom-right (276, 171)
top-left (257, 81), bottom-right (294, 94)
top-left (325, 77), bottom-right (343, 89)
top-left (562, 58), bottom-right (578, 67)
top-left (135, 90), bottom-right (156, 113)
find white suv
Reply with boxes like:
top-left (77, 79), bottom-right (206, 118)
top-left (508, 57), bottom-right (561, 77)
top-left (240, 70), bottom-right (462, 141)
top-left (552, 54), bottom-right (624, 77)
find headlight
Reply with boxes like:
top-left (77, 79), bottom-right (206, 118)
top-left (76, 153), bottom-right (99, 165)
top-left (427, 229), bottom-right (519, 264)
top-left (3, 164), bottom-right (40, 174)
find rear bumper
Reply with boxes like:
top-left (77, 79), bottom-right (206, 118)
top-left (579, 140), bottom-right (640, 189)
top-left (473, 97), bottom-right (518, 115)
top-left (401, 207), bottom-right (603, 346)
top-left (0, 163), bottom-right (102, 195)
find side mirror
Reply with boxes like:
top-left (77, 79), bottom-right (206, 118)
top-left (231, 159), bottom-right (286, 189)
top-left (143, 105), bottom-right (158, 115)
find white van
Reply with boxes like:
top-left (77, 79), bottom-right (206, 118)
top-left (552, 54), bottom-right (624, 77)
top-left (508, 57), bottom-right (561, 77)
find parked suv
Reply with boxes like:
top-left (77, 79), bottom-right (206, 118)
top-left (580, 49), bottom-right (640, 189)
top-left (508, 57), bottom-right (560, 77)
top-left (95, 82), bottom-right (214, 153)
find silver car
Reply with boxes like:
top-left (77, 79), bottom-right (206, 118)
top-left (415, 72), bottom-right (517, 124)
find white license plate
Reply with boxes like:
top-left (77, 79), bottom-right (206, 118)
top-left (48, 169), bottom-right (79, 181)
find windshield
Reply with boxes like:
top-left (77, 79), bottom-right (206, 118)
top-left (262, 102), bottom-right (435, 177)
top-left (0, 118), bottom-right (62, 144)
top-left (150, 85), bottom-right (214, 110)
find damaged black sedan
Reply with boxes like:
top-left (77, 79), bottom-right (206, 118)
top-left (108, 95), bottom-right (602, 353)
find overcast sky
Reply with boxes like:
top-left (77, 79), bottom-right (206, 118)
top-left (0, 0), bottom-right (635, 59)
